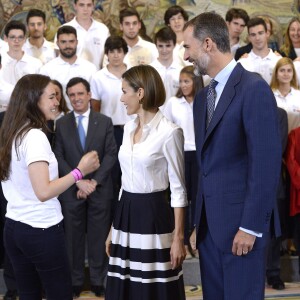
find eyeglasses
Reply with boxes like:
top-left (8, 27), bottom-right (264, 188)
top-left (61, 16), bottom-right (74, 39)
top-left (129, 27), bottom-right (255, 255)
top-left (7, 36), bottom-right (25, 42)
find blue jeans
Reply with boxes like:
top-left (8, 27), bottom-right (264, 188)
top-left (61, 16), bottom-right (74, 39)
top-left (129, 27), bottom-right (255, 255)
top-left (4, 218), bottom-right (72, 300)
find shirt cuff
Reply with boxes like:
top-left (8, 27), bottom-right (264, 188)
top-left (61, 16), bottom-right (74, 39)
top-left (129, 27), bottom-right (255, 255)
top-left (239, 227), bottom-right (262, 238)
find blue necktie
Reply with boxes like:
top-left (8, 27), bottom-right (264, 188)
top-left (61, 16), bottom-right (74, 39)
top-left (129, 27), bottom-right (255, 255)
top-left (206, 79), bottom-right (218, 129)
top-left (77, 115), bottom-right (85, 149)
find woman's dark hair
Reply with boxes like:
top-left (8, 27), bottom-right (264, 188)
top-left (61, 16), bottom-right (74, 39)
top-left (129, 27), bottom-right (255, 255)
top-left (176, 66), bottom-right (204, 98)
top-left (122, 65), bottom-right (166, 110)
top-left (0, 74), bottom-right (51, 181)
top-left (51, 79), bottom-right (70, 114)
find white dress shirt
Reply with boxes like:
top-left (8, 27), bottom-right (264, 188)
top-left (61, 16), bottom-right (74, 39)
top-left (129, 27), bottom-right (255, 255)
top-left (74, 108), bottom-right (90, 135)
top-left (119, 110), bottom-right (187, 208)
top-left (274, 88), bottom-right (300, 133)
top-left (163, 96), bottom-right (195, 151)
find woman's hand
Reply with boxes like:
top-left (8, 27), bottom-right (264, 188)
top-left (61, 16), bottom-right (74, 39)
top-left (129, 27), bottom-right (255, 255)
top-left (77, 151), bottom-right (100, 176)
top-left (105, 227), bottom-right (113, 257)
top-left (170, 237), bottom-right (186, 270)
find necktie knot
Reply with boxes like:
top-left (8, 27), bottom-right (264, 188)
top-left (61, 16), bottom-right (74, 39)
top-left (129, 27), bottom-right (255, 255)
top-left (206, 79), bottom-right (218, 129)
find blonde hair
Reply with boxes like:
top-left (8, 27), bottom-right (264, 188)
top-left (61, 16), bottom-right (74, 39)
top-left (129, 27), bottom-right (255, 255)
top-left (270, 57), bottom-right (299, 90)
top-left (280, 17), bottom-right (300, 57)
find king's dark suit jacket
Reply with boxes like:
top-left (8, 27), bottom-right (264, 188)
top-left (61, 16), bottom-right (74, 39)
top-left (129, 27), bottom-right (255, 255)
top-left (194, 63), bottom-right (282, 253)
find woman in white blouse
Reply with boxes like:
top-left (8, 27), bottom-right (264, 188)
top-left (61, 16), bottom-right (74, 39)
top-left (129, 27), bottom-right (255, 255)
top-left (105, 65), bottom-right (187, 300)
top-left (0, 74), bottom-right (99, 299)
top-left (270, 57), bottom-right (300, 133)
top-left (164, 65), bottom-right (204, 259)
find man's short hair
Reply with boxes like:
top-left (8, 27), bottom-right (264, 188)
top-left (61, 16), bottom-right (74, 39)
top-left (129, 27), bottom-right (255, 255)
top-left (164, 5), bottom-right (189, 25)
top-left (104, 36), bottom-right (128, 55)
top-left (66, 77), bottom-right (90, 94)
top-left (4, 20), bottom-right (26, 37)
top-left (26, 9), bottom-right (46, 24)
top-left (154, 27), bottom-right (176, 45)
top-left (119, 7), bottom-right (141, 24)
top-left (57, 25), bottom-right (77, 39)
top-left (184, 12), bottom-right (231, 54)
top-left (74, 0), bottom-right (94, 3)
top-left (225, 8), bottom-right (249, 25)
top-left (247, 17), bottom-right (267, 33)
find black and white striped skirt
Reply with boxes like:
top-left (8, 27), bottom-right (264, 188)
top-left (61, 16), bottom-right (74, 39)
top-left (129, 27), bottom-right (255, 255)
top-left (105, 190), bottom-right (186, 300)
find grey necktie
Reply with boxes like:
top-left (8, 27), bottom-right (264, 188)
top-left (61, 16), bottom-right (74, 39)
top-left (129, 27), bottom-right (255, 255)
top-left (77, 115), bottom-right (86, 149)
top-left (206, 79), bottom-right (218, 129)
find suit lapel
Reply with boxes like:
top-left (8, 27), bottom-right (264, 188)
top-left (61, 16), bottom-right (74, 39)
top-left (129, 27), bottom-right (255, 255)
top-left (85, 110), bottom-right (98, 150)
top-left (203, 64), bottom-right (243, 145)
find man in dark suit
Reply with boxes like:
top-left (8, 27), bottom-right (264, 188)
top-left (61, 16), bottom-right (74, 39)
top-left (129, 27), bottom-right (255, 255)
top-left (183, 12), bottom-right (282, 300)
top-left (53, 77), bottom-right (117, 298)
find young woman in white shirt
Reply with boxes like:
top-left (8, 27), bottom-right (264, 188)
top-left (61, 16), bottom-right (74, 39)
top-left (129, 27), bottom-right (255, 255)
top-left (270, 57), bottom-right (300, 133)
top-left (0, 74), bottom-right (99, 300)
top-left (105, 65), bottom-right (187, 300)
top-left (164, 66), bottom-right (204, 259)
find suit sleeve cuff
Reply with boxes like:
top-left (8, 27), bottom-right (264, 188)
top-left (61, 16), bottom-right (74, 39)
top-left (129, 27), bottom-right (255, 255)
top-left (239, 227), bottom-right (262, 237)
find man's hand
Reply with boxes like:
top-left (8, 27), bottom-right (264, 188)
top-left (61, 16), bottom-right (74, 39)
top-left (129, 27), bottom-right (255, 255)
top-left (232, 230), bottom-right (256, 256)
top-left (76, 179), bottom-right (96, 196)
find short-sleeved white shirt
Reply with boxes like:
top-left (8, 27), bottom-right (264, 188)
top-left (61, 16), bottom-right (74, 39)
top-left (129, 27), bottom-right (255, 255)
top-left (0, 52), bottom-right (43, 85)
top-left (274, 88), bottom-right (300, 133)
top-left (90, 67), bottom-right (130, 125)
top-left (163, 96), bottom-right (195, 151)
top-left (0, 76), bottom-right (14, 112)
top-left (123, 37), bottom-right (158, 67)
top-left (173, 42), bottom-right (192, 67)
top-left (119, 110), bottom-right (187, 207)
top-left (2, 129), bottom-right (63, 228)
top-left (0, 39), bottom-right (8, 56)
top-left (23, 38), bottom-right (56, 65)
top-left (57, 18), bottom-right (110, 70)
top-left (294, 60), bottom-right (300, 87)
top-left (238, 49), bottom-right (281, 84)
top-left (39, 55), bottom-right (97, 109)
top-left (150, 59), bottom-right (183, 102)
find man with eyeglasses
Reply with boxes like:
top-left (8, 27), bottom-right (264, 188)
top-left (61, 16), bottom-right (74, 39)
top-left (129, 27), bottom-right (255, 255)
top-left (1, 20), bottom-right (42, 86)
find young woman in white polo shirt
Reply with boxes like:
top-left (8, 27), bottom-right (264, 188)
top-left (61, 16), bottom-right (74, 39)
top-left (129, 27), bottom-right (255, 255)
top-left (0, 74), bottom-right (99, 300)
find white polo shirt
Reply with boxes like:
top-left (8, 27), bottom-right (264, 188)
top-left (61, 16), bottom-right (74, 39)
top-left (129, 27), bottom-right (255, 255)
top-left (163, 96), bottom-right (195, 151)
top-left (294, 60), bottom-right (300, 87)
top-left (0, 75), bottom-right (14, 112)
top-left (90, 67), bottom-right (131, 125)
top-left (274, 88), bottom-right (300, 133)
top-left (173, 42), bottom-right (192, 67)
top-left (57, 17), bottom-right (110, 70)
top-left (0, 39), bottom-right (8, 56)
top-left (23, 38), bottom-right (56, 65)
top-left (0, 52), bottom-right (42, 85)
top-left (150, 59), bottom-right (183, 102)
top-left (238, 49), bottom-right (281, 84)
top-left (2, 129), bottom-right (63, 228)
top-left (124, 36), bottom-right (158, 67)
top-left (39, 55), bottom-right (97, 109)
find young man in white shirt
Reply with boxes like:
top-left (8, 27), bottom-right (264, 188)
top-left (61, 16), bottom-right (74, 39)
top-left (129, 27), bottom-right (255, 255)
top-left (164, 5), bottom-right (190, 66)
top-left (23, 9), bottom-right (56, 65)
top-left (119, 7), bottom-right (158, 67)
top-left (40, 25), bottom-right (97, 110)
top-left (225, 8), bottom-right (249, 56)
top-left (150, 27), bottom-right (183, 104)
top-left (238, 17), bottom-right (281, 84)
top-left (57, 0), bottom-right (109, 70)
top-left (1, 20), bottom-right (42, 86)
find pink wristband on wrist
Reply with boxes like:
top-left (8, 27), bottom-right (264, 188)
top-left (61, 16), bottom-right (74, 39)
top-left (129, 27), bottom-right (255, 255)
top-left (71, 168), bottom-right (83, 183)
